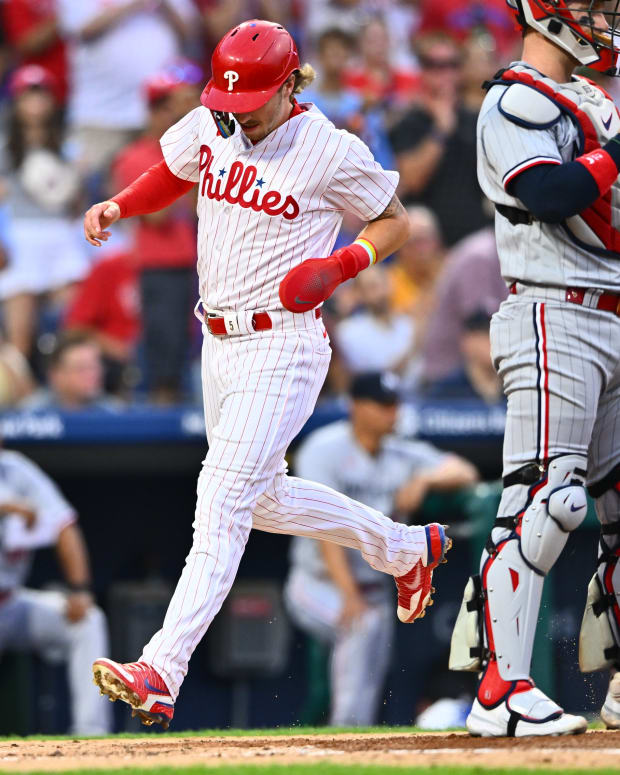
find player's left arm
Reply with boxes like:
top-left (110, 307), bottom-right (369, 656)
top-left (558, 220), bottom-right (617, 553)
top-left (356, 193), bottom-right (411, 259)
top-left (279, 193), bottom-right (410, 313)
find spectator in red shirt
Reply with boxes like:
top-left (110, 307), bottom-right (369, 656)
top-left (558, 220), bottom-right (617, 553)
top-left (111, 70), bottom-right (198, 404)
top-left (2, 0), bottom-right (68, 104)
top-left (417, 0), bottom-right (519, 57)
top-left (64, 252), bottom-right (140, 396)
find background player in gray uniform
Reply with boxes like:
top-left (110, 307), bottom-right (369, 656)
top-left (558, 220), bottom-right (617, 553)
top-left (449, 0), bottom-right (620, 737)
top-left (286, 373), bottom-right (478, 726)
top-left (0, 448), bottom-right (110, 734)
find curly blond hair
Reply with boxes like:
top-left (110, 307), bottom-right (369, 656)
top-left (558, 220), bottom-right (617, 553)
top-left (293, 63), bottom-right (316, 96)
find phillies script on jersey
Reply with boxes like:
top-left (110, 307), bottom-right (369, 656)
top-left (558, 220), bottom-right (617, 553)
top-left (198, 144), bottom-right (300, 220)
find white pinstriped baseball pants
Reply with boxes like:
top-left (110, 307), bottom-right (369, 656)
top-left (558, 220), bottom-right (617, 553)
top-left (141, 314), bottom-right (428, 698)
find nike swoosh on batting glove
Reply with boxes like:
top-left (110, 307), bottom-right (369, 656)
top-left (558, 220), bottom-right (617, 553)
top-left (279, 241), bottom-right (376, 313)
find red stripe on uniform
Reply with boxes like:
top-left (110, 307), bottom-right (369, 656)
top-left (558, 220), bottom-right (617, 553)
top-left (540, 303), bottom-right (550, 461)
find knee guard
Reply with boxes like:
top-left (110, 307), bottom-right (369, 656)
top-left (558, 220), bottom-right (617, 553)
top-left (580, 465), bottom-right (620, 672)
top-left (450, 455), bottom-right (587, 677)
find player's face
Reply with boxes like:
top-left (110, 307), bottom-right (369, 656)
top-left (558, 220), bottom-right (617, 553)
top-left (352, 399), bottom-right (398, 438)
top-left (567, 2), bottom-right (609, 34)
top-left (233, 78), bottom-right (295, 142)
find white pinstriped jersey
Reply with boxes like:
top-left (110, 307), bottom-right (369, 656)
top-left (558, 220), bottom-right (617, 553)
top-left (478, 62), bottom-right (620, 291)
top-left (160, 103), bottom-right (399, 311)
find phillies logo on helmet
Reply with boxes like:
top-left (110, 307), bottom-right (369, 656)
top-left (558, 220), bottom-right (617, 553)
top-left (224, 71), bottom-right (239, 92)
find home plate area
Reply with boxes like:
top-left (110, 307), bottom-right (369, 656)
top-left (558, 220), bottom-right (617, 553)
top-left (2, 730), bottom-right (620, 771)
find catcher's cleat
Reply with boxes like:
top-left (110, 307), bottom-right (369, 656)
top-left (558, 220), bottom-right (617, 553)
top-left (92, 658), bottom-right (174, 729)
top-left (395, 523), bottom-right (451, 623)
top-left (601, 672), bottom-right (620, 729)
top-left (466, 662), bottom-right (587, 737)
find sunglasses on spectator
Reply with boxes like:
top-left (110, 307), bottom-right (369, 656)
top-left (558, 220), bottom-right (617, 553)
top-left (419, 56), bottom-right (462, 70)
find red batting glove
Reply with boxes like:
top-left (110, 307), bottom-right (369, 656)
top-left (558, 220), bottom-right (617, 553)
top-left (279, 243), bottom-right (373, 313)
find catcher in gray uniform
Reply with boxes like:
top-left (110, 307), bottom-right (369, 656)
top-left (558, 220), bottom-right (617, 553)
top-left (449, 0), bottom-right (620, 738)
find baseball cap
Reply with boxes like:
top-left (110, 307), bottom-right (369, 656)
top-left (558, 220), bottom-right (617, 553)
top-left (9, 65), bottom-right (57, 97)
top-left (144, 59), bottom-right (204, 105)
top-left (350, 372), bottom-right (400, 405)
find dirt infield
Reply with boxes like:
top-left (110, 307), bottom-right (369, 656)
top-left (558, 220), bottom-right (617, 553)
top-left (2, 730), bottom-right (620, 772)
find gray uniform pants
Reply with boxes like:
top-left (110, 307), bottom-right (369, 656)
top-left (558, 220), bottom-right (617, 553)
top-left (480, 292), bottom-right (620, 678)
top-left (284, 568), bottom-right (393, 726)
top-left (0, 589), bottom-right (112, 735)
top-left (491, 294), bottom-right (620, 484)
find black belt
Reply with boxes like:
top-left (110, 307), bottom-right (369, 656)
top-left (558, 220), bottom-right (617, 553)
top-left (496, 203), bottom-right (536, 226)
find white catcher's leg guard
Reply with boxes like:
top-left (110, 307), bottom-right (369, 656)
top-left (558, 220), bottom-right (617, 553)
top-left (578, 466), bottom-right (620, 728)
top-left (451, 455), bottom-right (588, 737)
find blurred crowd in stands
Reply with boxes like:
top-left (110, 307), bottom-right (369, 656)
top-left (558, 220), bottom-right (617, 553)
top-left (0, 0), bottom-right (587, 411)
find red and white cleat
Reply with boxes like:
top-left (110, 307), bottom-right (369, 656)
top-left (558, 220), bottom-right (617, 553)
top-left (395, 523), bottom-right (451, 623)
top-left (92, 658), bottom-right (174, 729)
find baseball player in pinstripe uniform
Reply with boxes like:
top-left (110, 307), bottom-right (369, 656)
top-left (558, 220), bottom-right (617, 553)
top-left (83, 20), bottom-right (450, 729)
top-left (449, 0), bottom-right (620, 737)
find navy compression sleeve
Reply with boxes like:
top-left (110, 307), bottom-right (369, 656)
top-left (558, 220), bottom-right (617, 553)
top-left (508, 134), bottom-right (620, 223)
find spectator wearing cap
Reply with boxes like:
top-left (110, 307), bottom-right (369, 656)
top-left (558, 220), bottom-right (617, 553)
top-left (1, 0), bottom-right (68, 103)
top-left (284, 370), bottom-right (478, 726)
top-left (425, 311), bottom-right (503, 405)
top-left (63, 251), bottom-right (141, 397)
top-left (22, 331), bottom-right (120, 411)
top-left (389, 32), bottom-right (492, 247)
top-left (0, 65), bottom-right (87, 359)
top-left (56, 0), bottom-right (198, 178)
top-left (334, 264), bottom-right (420, 391)
top-left (421, 226), bottom-right (507, 382)
top-left (111, 68), bottom-right (198, 404)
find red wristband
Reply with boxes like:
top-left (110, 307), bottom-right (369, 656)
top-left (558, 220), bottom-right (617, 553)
top-left (575, 149), bottom-right (618, 195)
top-left (332, 242), bottom-right (374, 281)
top-left (111, 160), bottom-right (195, 219)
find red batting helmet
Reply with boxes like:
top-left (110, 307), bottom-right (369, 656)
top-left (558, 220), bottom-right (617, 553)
top-left (507, 0), bottom-right (620, 75)
top-left (201, 20), bottom-right (300, 113)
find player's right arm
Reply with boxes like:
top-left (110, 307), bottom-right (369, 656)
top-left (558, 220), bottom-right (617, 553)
top-left (83, 161), bottom-right (195, 246)
top-left (84, 106), bottom-right (203, 246)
